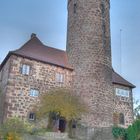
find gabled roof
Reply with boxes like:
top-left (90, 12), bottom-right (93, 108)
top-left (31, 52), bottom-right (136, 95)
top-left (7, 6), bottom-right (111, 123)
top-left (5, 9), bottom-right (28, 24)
top-left (0, 34), bottom-right (136, 88)
top-left (112, 70), bottom-right (135, 88)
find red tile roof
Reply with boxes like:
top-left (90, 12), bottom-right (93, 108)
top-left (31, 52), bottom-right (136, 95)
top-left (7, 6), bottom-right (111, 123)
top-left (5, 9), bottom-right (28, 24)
top-left (0, 34), bottom-right (135, 88)
top-left (3, 34), bottom-right (73, 70)
top-left (112, 70), bottom-right (135, 88)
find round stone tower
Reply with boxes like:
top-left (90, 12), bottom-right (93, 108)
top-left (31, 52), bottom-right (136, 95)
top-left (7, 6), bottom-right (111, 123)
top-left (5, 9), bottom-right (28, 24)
top-left (66, 0), bottom-right (114, 129)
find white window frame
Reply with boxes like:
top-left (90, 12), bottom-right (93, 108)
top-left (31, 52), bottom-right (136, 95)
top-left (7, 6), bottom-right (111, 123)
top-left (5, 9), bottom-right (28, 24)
top-left (29, 89), bottom-right (39, 97)
top-left (56, 73), bottom-right (64, 83)
top-left (21, 64), bottom-right (30, 75)
top-left (116, 88), bottom-right (129, 97)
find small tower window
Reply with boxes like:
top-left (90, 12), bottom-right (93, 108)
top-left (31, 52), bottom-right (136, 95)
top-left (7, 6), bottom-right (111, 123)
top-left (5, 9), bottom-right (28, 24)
top-left (74, 3), bottom-right (77, 13)
top-left (101, 3), bottom-right (105, 16)
top-left (119, 113), bottom-right (125, 125)
top-left (102, 23), bottom-right (106, 35)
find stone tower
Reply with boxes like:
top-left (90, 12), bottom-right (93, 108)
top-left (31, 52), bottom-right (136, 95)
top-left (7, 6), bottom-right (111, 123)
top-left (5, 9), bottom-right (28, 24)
top-left (66, 0), bottom-right (114, 134)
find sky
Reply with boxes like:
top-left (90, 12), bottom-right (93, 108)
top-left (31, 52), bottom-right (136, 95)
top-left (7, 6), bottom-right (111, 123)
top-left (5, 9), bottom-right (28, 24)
top-left (0, 0), bottom-right (139, 100)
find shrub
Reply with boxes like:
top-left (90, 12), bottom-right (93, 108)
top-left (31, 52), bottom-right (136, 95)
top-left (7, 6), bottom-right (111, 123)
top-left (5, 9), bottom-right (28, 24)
top-left (127, 119), bottom-right (140, 140)
top-left (0, 117), bottom-right (34, 139)
top-left (112, 120), bottom-right (140, 140)
top-left (4, 132), bottom-right (22, 140)
top-left (112, 126), bottom-right (127, 140)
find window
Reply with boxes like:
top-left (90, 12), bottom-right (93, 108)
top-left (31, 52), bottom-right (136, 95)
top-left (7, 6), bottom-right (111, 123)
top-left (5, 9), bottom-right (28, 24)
top-left (102, 23), bottom-right (106, 36)
top-left (0, 70), bottom-right (1, 81)
top-left (74, 3), bottom-right (77, 13)
top-left (18, 91), bottom-right (23, 96)
top-left (29, 89), bottom-right (39, 97)
top-left (119, 113), bottom-right (125, 125)
top-left (29, 113), bottom-right (35, 120)
top-left (0, 69), bottom-right (4, 81)
top-left (21, 64), bottom-right (30, 75)
top-left (116, 88), bottom-right (129, 97)
top-left (56, 73), bottom-right (64, 83)
top-left (101, 3), bottom-right (105, 16)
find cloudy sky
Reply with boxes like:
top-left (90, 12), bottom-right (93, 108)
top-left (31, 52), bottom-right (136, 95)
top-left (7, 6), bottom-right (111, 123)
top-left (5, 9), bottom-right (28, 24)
top-left (0, 0), bottom-right (139, 100)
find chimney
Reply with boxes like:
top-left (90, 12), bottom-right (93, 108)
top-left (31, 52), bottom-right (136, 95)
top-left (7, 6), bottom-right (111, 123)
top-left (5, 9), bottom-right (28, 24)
top-left (31, 33), bottom-right (36, 38)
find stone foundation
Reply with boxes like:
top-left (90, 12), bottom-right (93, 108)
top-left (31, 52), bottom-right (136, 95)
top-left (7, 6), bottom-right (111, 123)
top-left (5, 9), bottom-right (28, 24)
top-left (75, 125), bottom-right (114, 140)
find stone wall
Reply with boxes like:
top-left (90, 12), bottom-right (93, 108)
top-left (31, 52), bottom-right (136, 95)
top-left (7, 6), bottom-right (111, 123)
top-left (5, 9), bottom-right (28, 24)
top-left (75, 124), bottom-right (113, 140)
top-left (23, 132), bottom-right (69, 140)
top-left (0, 58), bottom-right (11, 123)
top-left (113, 84), bottom-right (134, 127)
top-left (1, 54), bottom-right (73, 121)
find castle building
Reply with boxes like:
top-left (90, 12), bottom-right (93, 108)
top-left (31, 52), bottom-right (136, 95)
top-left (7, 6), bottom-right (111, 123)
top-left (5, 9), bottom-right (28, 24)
top-left (0, 34), bottom-right (135, 127)
top-left (0, 0), bottom-right (135, 139)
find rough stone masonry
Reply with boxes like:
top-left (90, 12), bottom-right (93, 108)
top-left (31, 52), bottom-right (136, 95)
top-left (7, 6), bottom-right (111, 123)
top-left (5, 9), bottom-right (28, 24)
top-left (66, 0), bottom-right (114, 139)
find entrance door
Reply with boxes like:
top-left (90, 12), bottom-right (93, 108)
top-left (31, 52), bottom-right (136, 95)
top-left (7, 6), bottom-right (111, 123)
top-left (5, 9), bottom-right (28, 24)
top-left (59, 118), bottom-right (66, 132)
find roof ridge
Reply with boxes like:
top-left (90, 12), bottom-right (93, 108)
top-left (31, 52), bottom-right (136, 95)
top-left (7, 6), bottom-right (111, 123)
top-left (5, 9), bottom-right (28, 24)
top-left (12, 35), bottom-right (43, 53)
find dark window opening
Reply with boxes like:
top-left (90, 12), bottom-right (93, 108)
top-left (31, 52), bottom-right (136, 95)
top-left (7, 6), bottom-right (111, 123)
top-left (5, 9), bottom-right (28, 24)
top-left (71, 120), bottom-right (77, 128)
top-left (102, 22), bottom-right (106, 47)
top-left (74, 3), bottom-right (77, 13)
top-left (119, 113), bottom-right (125, 125)
top-left (59, 117), bottom-right (66, 132)
top-left (102, 23), bottom-right (106, 36)
top-left (29, 113), bottom-right (35, 121)
top-left (101, 3), bottom-right (105, 14)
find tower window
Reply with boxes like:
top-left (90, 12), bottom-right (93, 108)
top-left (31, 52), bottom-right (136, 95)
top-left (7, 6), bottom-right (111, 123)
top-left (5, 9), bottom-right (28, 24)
top-left (74, 3), bottom-right (77, 13)
top-left (102, 23), bottom-right (106, 35)
top-left (101, 3), bottom-right (105, 16)
top-left (119, 113), bottom-right (125, 125)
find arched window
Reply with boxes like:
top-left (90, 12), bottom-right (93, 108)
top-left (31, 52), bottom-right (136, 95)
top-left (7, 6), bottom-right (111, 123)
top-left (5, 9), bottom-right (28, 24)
top-left (119, 113), bottom-right (125, 125)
